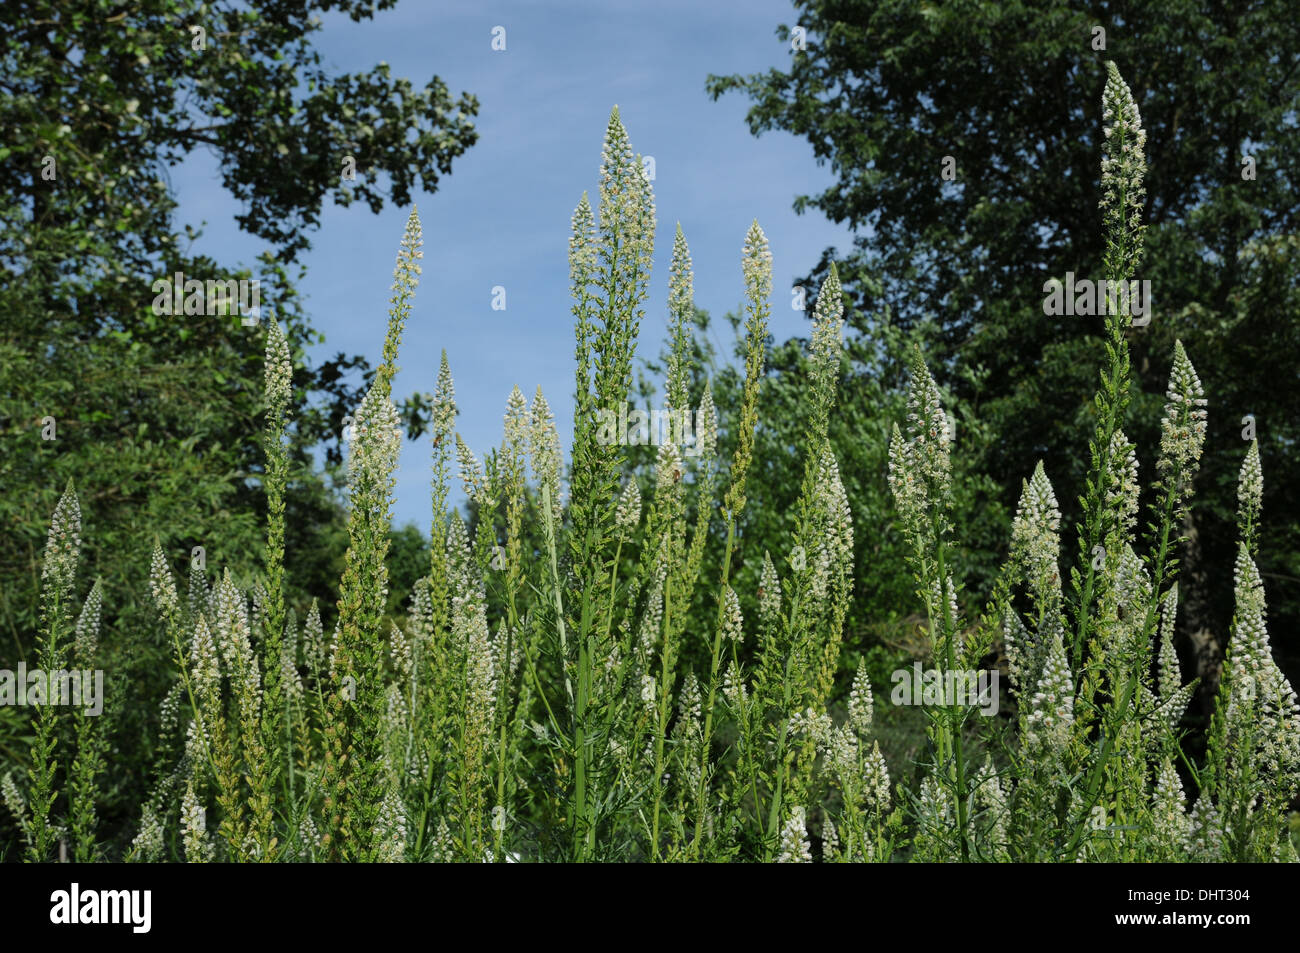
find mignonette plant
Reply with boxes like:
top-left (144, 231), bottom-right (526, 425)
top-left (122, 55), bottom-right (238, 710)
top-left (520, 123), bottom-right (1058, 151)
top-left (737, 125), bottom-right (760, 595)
top-left (4, 67), bottom-right (1296, 863)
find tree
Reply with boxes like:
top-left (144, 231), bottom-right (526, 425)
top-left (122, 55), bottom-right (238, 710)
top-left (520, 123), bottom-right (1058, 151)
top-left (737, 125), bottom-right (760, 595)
top-left (706, 0), bottom-right (1300, 698)
top-left (0, 0), bottom-right (479, 846)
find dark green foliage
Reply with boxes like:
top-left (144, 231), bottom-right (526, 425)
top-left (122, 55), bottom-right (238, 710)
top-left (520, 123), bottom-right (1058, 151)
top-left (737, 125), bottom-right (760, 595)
top-left (706, 0), bottom-right (1300, 693)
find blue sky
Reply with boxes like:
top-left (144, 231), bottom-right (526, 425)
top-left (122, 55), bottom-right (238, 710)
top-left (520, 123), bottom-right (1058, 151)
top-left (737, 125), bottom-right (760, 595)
top-left (172, 0), bottom-right (855, 533)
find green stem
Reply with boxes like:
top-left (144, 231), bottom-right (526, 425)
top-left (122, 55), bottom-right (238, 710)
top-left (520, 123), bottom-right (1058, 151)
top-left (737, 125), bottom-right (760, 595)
top-left (649, 577), bottom-right (673, 861)
top-left (934, 529), bottom-right (970, 862)
top-left (689, 517), bottom-right (738, 858)
top-left (1064, 477), bottom-right (1179, 860)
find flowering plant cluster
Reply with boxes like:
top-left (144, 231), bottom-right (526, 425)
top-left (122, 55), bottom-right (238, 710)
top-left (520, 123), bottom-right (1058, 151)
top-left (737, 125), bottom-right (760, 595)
top-left (4, 68), bottom-right (1295, 864)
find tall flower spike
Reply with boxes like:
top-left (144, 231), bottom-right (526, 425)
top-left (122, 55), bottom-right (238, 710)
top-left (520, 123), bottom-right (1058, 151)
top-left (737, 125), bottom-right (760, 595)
top-left (460, 585), bottom-right (497, 745)
top-left (725, 220), bottom-right (772, 518)
top-left (1151, 757), bottom-right (1190, 846)
top-left (614, 478), bottom-right (641, 531)
top-left (130, 807), bottom-right (165, 862)
top-left (667, 224), bottom-right (694, 416)
top-left (674, 665), bottom-right (701, 716)
top-left (404, 577), bottom-right (434, 649)
top-left (1155, 584), bottom-right (1193, 728)
top-left (528, 388), bottom-right (563, 509)
top-left (634, 553), bottom-right (667, 665)
top-left (214, 572), bottom-right (262, 715)
top-left (503, 386), bottom-right (529, 462)
top-left (376, 206), bottom-right (423, 399)
top-left (976, 758), bottom-right (1009, 858)
top-left (1237, 439), bottom-right (1262, 555)
top-left (350, 382), bottom-right (402, 515)
top-left (1025, 629), bottom-right (1074, 756)
top-left (1184, 794), bottom-right (1223, 861)
top-left (281, 635), bottom-right (304, 704)
top-left (1106, 429), bottom-right (1140, 539)
top-left (326, 619), bottom-right (341, 677)
top-left (741, 220), bottom-right (773, 308)
top-left (432, 351), bottom-right (457, 445)
top-left (264, 321), bottom-right (292, 417)
top-left (720, 586), bottom-right (743, 643)
top-left (927, 574), bottom-right (961, 655)
top-left (1100, 61), bottom-right (1147, 279)
top-left (819, 450), bottom-right (854, 569)
top-left (1010, 461), bottom-right (1062, 588)
top-left (653, 440), bottom-right (682, 500)
top-left (569, 191), bottom-right (598, 401)
top-left (373, 785), bottom-right (407, 863)
top-left (187, 558), bottom-right (208, 622)
top-left (788, 706), bottom-right (832, 748)
top-left (73, 579), bottom-right (103, 665)
top-left (758, 551), bottom-right (781, 626)
top-left (631, 150), bottom-right (656, 273)
top-left (696, 383), bottom-right (718, 459)
top-left (159, 684), bottom-right (182, 741)
top-left (721, 663), bottom-right (747, 710)
top-left (636, 671), bottom-right (656, 711)
top-left (2, 772), bottom-right (30, 839)
top-left (598, 107), bottom-right (654, 277)
top-left (1002, 609), bottom-right (1031, 692)
top-left (1113, 542), bottom-right (1152, 614)
top-left (903, 347), bottom-right (951, 498)
top-left (916, 775), bottom-right (953, 841)
top-left (569, 193), bottom-right (598, 293)
top-left (809, 264), bottom-right (845, 408)
top-left (1260, 665), bottom-right (1300, 784)
top-left (863, 741), bottom-right (891, 811)
top-left (181, 779), bottom-right (212, 863)
top-left (1157, 584), bottom-right (1181, 698)
top-left (302, 599), bottom-right (325, 675)
top-left (848, 662), bottom-right (873, 739)
top-left (824, 724), bottom-right (858, 784)
top-left (887, 423), bottom-right (925, 531)
top-left (429, 819), bottom-right (455, 863)
top-left (1223, 544), bottom-right (1273, 743)
top-left (446, 511), bottom-right (475, 596)
top-left (1157, 340), bottom-right (1208, 502)
top-left (42, 479), bottom-right (81, 600)
top-left (675, 672), bottom-right (705, 789)
top-left (455, 435), bottom-right (491, 508)
top-left (821, 818), bottom-right (839, 863)
top-left (389, 620), bottom-right (413, 681)
top-left (775, 806), bottom-right (811, 863)
top-left (149, 544), bottom-right (179, 617)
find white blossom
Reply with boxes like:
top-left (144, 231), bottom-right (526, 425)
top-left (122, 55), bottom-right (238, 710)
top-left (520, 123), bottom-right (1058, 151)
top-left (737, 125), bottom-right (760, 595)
top-left (776, 806), bottom-right (811, 863)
